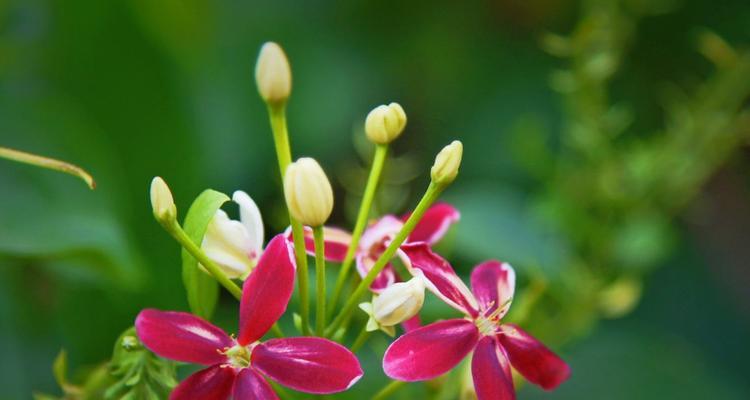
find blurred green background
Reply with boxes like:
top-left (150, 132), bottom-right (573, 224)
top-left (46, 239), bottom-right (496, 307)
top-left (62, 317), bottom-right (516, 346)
top-left (1, 0), bottom-right (749, 399)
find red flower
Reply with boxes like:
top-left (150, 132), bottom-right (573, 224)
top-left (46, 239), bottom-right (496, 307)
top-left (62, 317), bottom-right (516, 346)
top-left (383, 243), bottom-right (570, 399)
top-left (135, 235), bottom-right (363, 399)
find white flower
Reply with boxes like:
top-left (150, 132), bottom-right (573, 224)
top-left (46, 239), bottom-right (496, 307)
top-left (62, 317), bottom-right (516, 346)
top-left (200, 191), bottom-right (264, 279)
top-left (365, 103), bottom-right (407, 144)
top-left (431, 140), bottom-right (463, 185)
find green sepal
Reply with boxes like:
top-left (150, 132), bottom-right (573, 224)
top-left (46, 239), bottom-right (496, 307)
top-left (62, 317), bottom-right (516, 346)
top-left (105, 327), bottom-right (177, 400)
top-left (181, 189), bottom-right (229, 319)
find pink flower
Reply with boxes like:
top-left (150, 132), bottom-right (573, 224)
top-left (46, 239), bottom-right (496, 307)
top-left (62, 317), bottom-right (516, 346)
top-left (383, 243), bottom-right (570, 399)
top-left (135, 235), bottom-right (364, 400)
top-left (292, 202), bottom-right (460, 293)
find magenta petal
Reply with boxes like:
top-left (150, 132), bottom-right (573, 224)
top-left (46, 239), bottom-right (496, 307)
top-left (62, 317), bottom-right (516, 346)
top-left (472, 336), bottom-right (515, 400)
top-left (471, 261), bottom-right (516, 318)
top-left (383, 319), bottom-right (479, 381)
top-left (252, 337), bottom-right (363, 394)
top-left (399, 243), bottom-right (478, 316)
top-left (232, 368), bottom-right (278, 400)
top-left (497, 324), bottom-right (571, 390)
top-left (238, 234), bottom-right (296, 345)
top-left (402, 314), bottom-right (422, 332)
top-left (169, 365), bottom-right (236, 400)
top-left (288, 226), bottom-right (351, 262)
top-left (359, 216), bottom-right (403, 253)
top-left (356, 253), bottom-right (397, 293)
top-left (135, 309), bottom-right (232, 365)
top-left (405, 203), bottom-right (460, 245)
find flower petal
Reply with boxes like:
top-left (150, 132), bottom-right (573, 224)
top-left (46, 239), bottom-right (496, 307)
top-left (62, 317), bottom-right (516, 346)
top-left (402, 314), bottom-right (421, 332)
top-left (497, 324), bottom-right (570, 390)
top-left (169, 365), bottom-right (236, 400)
top-left (252, 337), bottom-right (363, 394)
top-left (472, 336), bottom-right (515, 400)
top-left (359, 215), bottom-right (403, 253)
top-left (232, 368), bottom-right (278, 400)
top-left (233, 191), bottom-right (264, 253)
top-left (404, 203), bottom-right (460, 245)
top-left (383, 319), bottom-right (479, 381)
top-left (356, 253), bottom-right (397, 293)
top-left (285, 226), bottom-right (352, 262)
top-left (238, 234), bottom-right (296, 345)
top-left (399, 243), bottom-right (478, 316)
top-left (470, 261), bottom-right (515, 318)
top-left (135, 309), bottom-right (232, 365)
top-left (202, 209), bottom-right (256, 279)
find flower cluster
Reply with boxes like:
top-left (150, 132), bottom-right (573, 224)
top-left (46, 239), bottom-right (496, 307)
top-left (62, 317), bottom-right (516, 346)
top-left (142, 41), bottom-right (569, 399)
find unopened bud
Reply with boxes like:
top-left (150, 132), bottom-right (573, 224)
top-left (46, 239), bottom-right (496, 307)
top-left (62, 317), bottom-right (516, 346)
top-left (362, 275), bottom-right (425, 335)
top-left (284, 158), bottom-right (334, 227)
top-left (150, 177), bottom-right (176, 223)
top-left (365, 103), bottom-right (407, 144)
top-left (255, 42), bottom-right (292, 105)
top-left (431, 140), bottom-right (463, 186)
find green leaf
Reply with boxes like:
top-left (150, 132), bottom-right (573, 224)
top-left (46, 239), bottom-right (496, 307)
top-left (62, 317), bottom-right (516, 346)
top-left (105, 327), bottom-right (177, 400)
top-left (52, 349), bottom-right (68, 389)
top-left (181, 189), bottom-right (229, 319)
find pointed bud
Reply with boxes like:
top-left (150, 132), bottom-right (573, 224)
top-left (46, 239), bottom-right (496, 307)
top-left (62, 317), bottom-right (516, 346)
top-left (284, 158), bottom-right (334, 227)
top-left (255, 42), bottom-right (292, 105)
top-left (431, 140), bottom-right (463, 186)
top-left (365, 102), bottom-right (407, 144)
top-left (150, 177), bottom-right (176, 223)
top-left (371, 275), bottom-right (425, 327)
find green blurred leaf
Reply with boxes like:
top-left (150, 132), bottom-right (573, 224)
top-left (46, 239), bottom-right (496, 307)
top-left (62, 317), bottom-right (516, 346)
top-left (52, 350), bottom-right (68, 389)
top-left (181, 189), bottom-right (229, 319)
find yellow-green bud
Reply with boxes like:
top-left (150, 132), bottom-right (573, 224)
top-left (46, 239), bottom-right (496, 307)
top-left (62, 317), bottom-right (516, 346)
top-left (431, 140), bottom-right (463, 185)
top-left (364, 102), bottom-right (407, 144)
top-left (149, 176), bottom-right (176, 223)
top-left (283, 158), bottom-right (333, 227)
top-left (255, 42), bottom-right (292, 105)
top-left (372, 276), bottom-right (425, 326)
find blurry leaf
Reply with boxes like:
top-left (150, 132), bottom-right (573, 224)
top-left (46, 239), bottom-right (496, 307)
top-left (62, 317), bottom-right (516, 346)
top-left (105, 327), bottom-right (177, 400)
top-left (612, 213), bottom-right (674, 271)
top-left (52, 350), bottom-right (68, 389)
top-left (181, 189), bottom-right (228, 319)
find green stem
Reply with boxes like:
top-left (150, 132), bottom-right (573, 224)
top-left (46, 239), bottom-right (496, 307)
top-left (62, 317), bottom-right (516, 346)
top-left (0, 146), bottom-right (95, 189)
top-left (313, 226), bottom-right (327, 335)
top-left (267, 104), bottom-right (311, 335)
top-left (166, 220), bottom-right (286, 337)
top-left (372, 380), bottom-right (406, 400)
top-left (326, 182), bottom-right (444, 337)
top-left (329, 144), bottom-right (388, 317)
top-left (166, 221), bottom-right (243, 300)
top-left (350, 324), bottom-right (371, 353)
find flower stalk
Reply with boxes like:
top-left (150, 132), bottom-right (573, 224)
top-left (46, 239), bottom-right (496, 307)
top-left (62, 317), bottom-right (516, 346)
top-left (330, 143), bottom-right (389, 315)
top-left (372, 380), bottom-right (406, 400)
top-left (313, 226), bottom-right (327, 335)
top-left (326, 181), bottom-right (444, 337)
top-left (265, 103), bottom-right (311, 335)
top-left (349, 324), bottom-right (371, 353)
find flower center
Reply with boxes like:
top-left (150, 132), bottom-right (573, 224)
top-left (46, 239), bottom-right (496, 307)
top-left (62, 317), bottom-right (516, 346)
top-left (473, 300), bottom-right (511, 336)
top-left (222, 344), bottom-right (253, 368)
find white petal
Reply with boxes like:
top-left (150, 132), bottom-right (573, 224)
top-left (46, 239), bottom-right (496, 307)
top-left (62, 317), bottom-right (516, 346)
top-left (233, 190), bottom-right (264, 252)
top-left (201, 209), bottom-right (255, 279)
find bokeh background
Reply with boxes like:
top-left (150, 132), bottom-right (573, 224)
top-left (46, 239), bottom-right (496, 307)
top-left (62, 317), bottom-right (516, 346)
top-left (1, 0), bottom-right (749, 399)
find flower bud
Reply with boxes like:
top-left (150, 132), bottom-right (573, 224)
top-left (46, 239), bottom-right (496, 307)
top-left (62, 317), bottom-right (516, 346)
top-left (372, 275), bottom-right (425, 327)
top-left (364, 103), bottom-right (407, 144)
top-left (430, 140), bottom-right (463, 186)
top-left (284, 158), bottom-right (334, 227)
top-left (255, 42), bottom-right (292, 105)
top-left (150, 177), bottom-right (176, 223)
